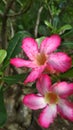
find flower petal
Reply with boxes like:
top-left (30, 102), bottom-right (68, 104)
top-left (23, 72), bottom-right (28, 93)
top-left (24, 66), bottom-right (45, 84)
top-left (58, 99), bottom-right (73, 121)
top-left (23, 94), bottom-right (46, 110)
top-left (22, 37), bottom-right (38, 60)
top-left (40, 34), bottom-right (61, 54)
top-left (36, 74), bottom-right (51, 95)
top-left (53, 82), bottom-right (73, 98)
top-left (10, 58), bottom-right (37, 68)
top-left (38, 105), bottom-right (57, 128)
top-left (44, 64), bottom-right (58, 74)
top-left (48, 52), bottom-right (71, 72)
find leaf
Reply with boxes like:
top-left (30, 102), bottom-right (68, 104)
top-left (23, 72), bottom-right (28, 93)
top-left (60, 41), bottom-right (73, 49)
top-left (0, 89), bottom-right (7, 127)
top-left (58, 24), bottom-right (72, 34)
top-left (2, 31), bottom-right (31, 70)
top-left (44, 20), bottom-right (53, 29)
top-left (61, 28), bottom-right (73, 38)
top-left (38, 25), bottom-right (48, 36)
top-left (2, 0), bottom-right (6, 4)
top-left (53, 16), bottom-right (59, 29)
top-left (6, 31), bottom-right (31, 59)
top-left (16, 0), bottom-right (23, 6)
top-left (0, 10), bottom-right (3, 15)
top-left (0, 50), bottom-right (7, 64)
top-left (2, 73), bottom-right (27, 85)
top-left (0, 71), bottom-right (3, 76)
top-left (60, 67), bottom-right (73, 79)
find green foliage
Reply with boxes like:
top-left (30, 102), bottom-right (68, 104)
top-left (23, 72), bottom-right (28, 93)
top-left (2, 31), bottom-right (31, 70)
top-left (61, 28), bottom-right (73, 38)
top-left (0, 50), bottom-right (7, 64)
top-left (61, 41), bottom-right (73, 49)
top-left (2, 73), bottom-right (27, 85)
top-left (60, 67), bottom-right (73, 79)
top-left (6, 31), bottom-right (31, 59)
top-left (21, 0), bottom-right (43, 33)
top-left (0, 0), bottom-right (73, 37)
top-left (58, 24), bottom-right (72, 33)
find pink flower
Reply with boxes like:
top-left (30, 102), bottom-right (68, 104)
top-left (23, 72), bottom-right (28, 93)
top-left (23, 74), bottom-right (73, 128)
top-left (10, 35), bottom-right (71, 84)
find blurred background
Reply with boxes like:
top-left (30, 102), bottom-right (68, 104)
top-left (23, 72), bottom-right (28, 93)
top-left (0, 0), bottom-right (73, 130)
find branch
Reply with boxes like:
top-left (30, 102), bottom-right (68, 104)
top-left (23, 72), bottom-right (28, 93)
top-left (47, 4), bottom-right (53, 20)
top-left (34, 6), bottom-right (43, 38)
top-left (6, 0), bottom-right (33, 17)
top-left (3, 0), bottom-right (15, 17)
top-left (1, 0), bottom-right (33, 49)
top-left (1, 0), bottom-right (15, 49)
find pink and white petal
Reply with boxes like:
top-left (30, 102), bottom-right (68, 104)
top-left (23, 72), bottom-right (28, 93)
top-left (23, 94), bottom-right (46, 110)
top-left (24, 66), bottom-right (46, 84)
top-left (22, 37), bottom-right (38, 60)
top-left (58, 99), bottom-right (73, 121)
top-left (38, 104), bottom-right (57, 128)
top-left (52, 82), bottom-right (73, 98)
top-left (36, 74), bottom-right (51, 95)
top-left (40, 34), bottom-right (61, 54)
top-left (48, 52), bottom-right (71, 72)
top-left (10, 58), bottom-right (37, 68)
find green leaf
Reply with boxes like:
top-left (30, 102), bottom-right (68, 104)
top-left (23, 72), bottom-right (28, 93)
top-left (38, 25), bottom-right (48, 36)
top-left (58, 24), bottom-right (72, 34)
top-left (61, 28), bottom-right (73, 38)
top-left (16, 0), bottom-right (23, 6)
top-left (2, 73), bottom-right (27, 85)
top-left (2, 31), bottom-right (31, 70)
top-left (0, 89), bottom-right (7, 127)
top-left (0, 10), bottom-right (3, 15)
top-left (0, 71), bottom-right (3, 76)
top-left (60, 67), bottom-right (73, 79)
top-left (6, 31), bottom-right (31, 59)
top-left (61, 42), bottom-right (73, 49)
top-left (53, 16), bottom-right (59, 29)
top-left (0, 50), bottom-right (7, 64)
top-left (44, 20), bottom-right (53, 29)
top-left (2, 0), bottom-right (6, 4)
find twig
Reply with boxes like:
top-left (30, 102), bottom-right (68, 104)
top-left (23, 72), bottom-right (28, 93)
top-left (1, 0), bottom-right (33, 49)
top-left (34, 6), bottom-right (43, 38)
top-left (4, 0), bottom-right (15, 15)
top-left (1, 0), bottom-right (15, 49)
top-left (6, 0), bottom-right (32, 17)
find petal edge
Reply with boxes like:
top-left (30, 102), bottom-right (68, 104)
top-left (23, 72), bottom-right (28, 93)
top-left (23, 94), bottom-right (46, 110)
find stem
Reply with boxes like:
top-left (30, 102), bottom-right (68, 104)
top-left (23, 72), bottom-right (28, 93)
top-left (34, 6), bottom-right (43, 38)
top-left (1, 0), bottom-right (15, 49)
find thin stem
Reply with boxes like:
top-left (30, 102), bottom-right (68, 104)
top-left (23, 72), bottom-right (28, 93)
top-left (34, 6), bottom-right (43, 38)
top-left (1, 0), bottom-right (15, 49)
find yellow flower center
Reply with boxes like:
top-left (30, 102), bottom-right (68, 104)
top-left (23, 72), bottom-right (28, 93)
top-left (36, 53), bottom-right (47, 66)
top-left (45, 92), bottom-right (59, 104)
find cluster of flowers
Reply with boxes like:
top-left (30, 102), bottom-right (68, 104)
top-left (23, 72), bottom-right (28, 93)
top-left (10, 35), bottom-right (73, 128)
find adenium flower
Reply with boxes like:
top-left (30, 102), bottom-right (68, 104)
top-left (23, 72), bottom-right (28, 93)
top-left (10, 35), bottom-right (71, 84)
top-left (23, 74), bottom-right (73, 128)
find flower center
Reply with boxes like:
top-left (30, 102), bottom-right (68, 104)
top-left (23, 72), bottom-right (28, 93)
top-left (45, 92), bottom-right (59, 104)
top-left (36, 53), bottom-right (47, 66)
